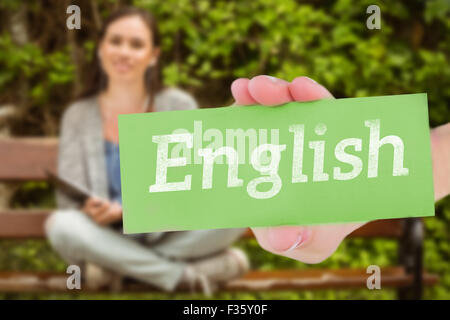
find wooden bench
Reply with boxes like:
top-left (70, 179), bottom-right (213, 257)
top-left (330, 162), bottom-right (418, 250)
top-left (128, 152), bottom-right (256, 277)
top-left (0, 138), bottom-right (439, 298)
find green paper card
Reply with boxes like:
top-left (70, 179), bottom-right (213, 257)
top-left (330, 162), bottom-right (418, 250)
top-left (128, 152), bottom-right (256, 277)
top-left (118, 93), bottom-right (434, 234)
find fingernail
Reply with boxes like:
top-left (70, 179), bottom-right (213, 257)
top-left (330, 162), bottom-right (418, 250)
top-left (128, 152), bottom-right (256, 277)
top-left (285, 228), bottom-right (312, 252)
top-left (267, 226), bottom-right (310, 252)
top-left (264, 75), bottom-right (287, 84)
top-left (284, 234), bottom-right (305, 252)
top-left (303, 76), bottom-right (318, 84)
top-left (264, 75), bottom-right (280, 83)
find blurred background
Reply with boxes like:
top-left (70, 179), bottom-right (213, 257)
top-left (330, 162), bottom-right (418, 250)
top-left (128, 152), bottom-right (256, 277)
top-left (0, 0), bottom-right (448, 299)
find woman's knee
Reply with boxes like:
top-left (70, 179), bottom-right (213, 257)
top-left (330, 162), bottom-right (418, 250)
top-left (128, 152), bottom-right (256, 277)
top-left (44, 209), bottom-right (91, 253)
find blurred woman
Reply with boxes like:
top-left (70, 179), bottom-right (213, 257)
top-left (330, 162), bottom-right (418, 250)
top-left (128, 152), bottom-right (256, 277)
top-left (45, 7), bottom-right (249, 295)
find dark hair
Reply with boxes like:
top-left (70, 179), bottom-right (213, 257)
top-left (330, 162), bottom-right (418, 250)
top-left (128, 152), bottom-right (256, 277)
top-left (78, 7), bottom-right (162, 111)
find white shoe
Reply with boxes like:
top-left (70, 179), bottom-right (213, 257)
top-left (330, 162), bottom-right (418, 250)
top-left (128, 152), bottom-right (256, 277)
top-left (84, 262), bottom-right (122, 292)
top-left (177, 248), bottom-right (250, 296)
top-left (184, 248), bottom-right (250, 291)
top-left (179, 265), bottom-right (217, 297)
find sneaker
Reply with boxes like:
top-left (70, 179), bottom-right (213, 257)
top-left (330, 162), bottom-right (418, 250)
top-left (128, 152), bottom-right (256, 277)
top-left (190, 248), bottom-right (250, 285)
top-left (178, 265), bottom-right (217, 297)
top-left (177, 248), bottom-right (250, 296)
top-left (83, 262), bottom-right (122, 292)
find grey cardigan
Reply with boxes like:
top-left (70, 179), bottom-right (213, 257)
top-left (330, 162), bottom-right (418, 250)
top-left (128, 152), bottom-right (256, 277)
top-left (56, 87), bottom-right (198, 209)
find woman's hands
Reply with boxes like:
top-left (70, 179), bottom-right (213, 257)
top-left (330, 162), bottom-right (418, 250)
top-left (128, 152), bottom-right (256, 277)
top-left (82, 196), bottom-right (123, 225)
top-left (231, 75), bottom-right (450, 264)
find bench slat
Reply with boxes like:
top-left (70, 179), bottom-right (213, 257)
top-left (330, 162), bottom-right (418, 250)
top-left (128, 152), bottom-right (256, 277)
top-left (0, 138), bottom-right (57, 181)
top-left (0, 210), bottom-right (403, 239)
top-left (0, 210), bottom-right (50, 238)
top-left (223, 267), bottom-right (439, 291)
top-left (0, 267), bottom-right (438, 293)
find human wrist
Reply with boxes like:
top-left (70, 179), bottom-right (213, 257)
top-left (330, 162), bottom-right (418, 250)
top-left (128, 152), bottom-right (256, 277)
top-left (431, 123), bottom-right (450, 201)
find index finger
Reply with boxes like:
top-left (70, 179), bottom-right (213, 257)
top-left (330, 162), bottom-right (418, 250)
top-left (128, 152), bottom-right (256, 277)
top-left (232, 75), bottom-right (294, 106)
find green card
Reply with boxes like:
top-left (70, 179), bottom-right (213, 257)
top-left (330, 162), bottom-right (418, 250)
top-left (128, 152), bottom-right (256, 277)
top-left (118, 93), bottom-right (434, 234)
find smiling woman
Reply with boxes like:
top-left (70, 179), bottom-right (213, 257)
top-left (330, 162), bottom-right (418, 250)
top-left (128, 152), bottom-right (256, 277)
top-left (98, 15), bottom-right (160, 88)
top-left (96, 12), bottom-right (162, 143)
top-left (79, 8), bottom-right (162, 117)
top-left (44, 6), bottom-right (249, 295)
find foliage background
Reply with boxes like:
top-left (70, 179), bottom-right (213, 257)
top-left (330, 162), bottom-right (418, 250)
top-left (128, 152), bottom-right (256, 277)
top-left (0, 0), bottom-right (448, 299)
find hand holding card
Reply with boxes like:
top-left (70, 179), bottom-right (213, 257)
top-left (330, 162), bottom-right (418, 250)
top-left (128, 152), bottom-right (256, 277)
top-left (118, 76), bottom-right (436, 264)
top-left (231, 76), bottom-right (445, 264)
